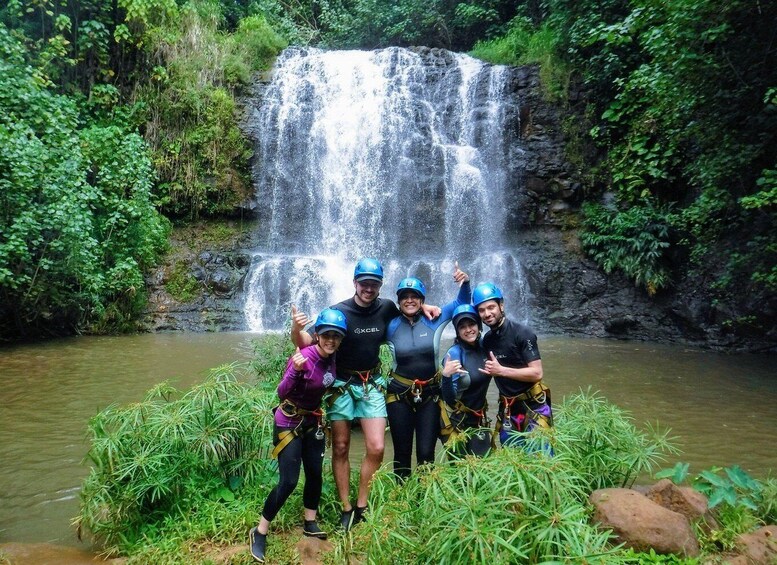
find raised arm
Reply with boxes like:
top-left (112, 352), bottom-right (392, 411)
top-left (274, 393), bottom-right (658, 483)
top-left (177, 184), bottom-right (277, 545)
top-left (290, 304), bottom-right (314, 348)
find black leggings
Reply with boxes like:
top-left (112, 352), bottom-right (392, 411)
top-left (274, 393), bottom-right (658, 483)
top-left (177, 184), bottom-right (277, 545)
top-left (261, 426), bottom-right (325, 522)
top-left (387, 396), bottom-right (440, 479)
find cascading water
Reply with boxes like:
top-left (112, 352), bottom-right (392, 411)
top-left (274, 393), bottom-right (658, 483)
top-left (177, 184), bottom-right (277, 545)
top-left (244, 47), bottom-right (530, 331)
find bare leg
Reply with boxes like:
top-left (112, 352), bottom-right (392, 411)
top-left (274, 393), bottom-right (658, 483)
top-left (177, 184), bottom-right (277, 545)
top-left (257, 516), bottom-right (270, 535)
top-left (330, 419), bottom-right (352, 510)
top-left (303, 508), bottom-right (317, 520)
top-left (356, 417), bottom-right (386, 507)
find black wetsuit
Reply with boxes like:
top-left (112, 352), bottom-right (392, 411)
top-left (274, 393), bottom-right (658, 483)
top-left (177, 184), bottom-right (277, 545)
top-left (482, 317), bottom-right (552, 445)
top-left (440, 339), bottom-right (491, 456)
top-left (329, 297), bottom-right (399, 376)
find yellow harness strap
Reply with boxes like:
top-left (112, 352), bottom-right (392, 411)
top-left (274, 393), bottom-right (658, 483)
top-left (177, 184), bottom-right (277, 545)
top-left (386, 371), bottom-right (441, 404)
top-left (271, 429), bottom-right (298, 459)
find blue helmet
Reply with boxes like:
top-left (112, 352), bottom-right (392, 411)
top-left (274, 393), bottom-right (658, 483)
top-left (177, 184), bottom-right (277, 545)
top-left (396, 277), bottom-right (426, 300)
top-left (472, 282), bottom-right (504, 308)
top-left (353, 258), bottom-right (384, 282)
top-left (452, 304), bottom-right (481, 330)
top-left (314, 308), bottom-right (348, 336)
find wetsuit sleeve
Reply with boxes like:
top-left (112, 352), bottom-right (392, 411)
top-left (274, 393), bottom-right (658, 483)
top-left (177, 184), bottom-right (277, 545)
top-left (277, 356), bottom-right (304, 400)
top-left (438, 280), bottom-right (471, 323)
top-left (441, 346), bottom-right (463, 406)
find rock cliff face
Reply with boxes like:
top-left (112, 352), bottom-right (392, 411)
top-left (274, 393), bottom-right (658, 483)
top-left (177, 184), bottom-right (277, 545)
top-left (142, 55), bottom-right (775, 352)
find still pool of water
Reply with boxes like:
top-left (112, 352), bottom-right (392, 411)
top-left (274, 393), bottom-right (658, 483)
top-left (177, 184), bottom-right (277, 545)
top-left (0, 332), bottom-right (775, 548)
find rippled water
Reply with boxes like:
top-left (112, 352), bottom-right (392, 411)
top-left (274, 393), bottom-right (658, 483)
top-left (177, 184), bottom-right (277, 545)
top-left (0, 333), bottom-right (774, 548)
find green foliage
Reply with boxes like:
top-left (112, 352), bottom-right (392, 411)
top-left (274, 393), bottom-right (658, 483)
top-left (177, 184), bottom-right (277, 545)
top-left (560, 0), bottom-right (777, 307)
top-left (471, 16), bottom-right (570, 101)
top-left (619, 548), bottom-right (699, 564)
top-left (141, 1), bottom-right (286, 218)
top-left (581, 202), bottom-right (673, 295)
top-left (76, 361), bottom-right (278, 555)
top-left (263, 0), bottom-right (521, 50)
top-left (694, 466), bottom-right (763, 512)
top-left (0, 26), bottom-right (169, 338)
top-left (337, 452), bottom-right (613, 564)
top-left (164, 260), bottom-right (200, 302)
top-left (655, 461), bottom-right (690, 485)
top-left (335, 388), bottom-right (676, 563)
top-left (552, 389), bottom-right (678, 490)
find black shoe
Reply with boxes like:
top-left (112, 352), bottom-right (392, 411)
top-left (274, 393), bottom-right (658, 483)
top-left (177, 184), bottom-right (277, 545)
top-left (249, 527), bottom-right (266, 562)
top-left (353, 504), bottom-right (368, 525)
top-left (303, 519), bottom-right (327, 539)
top-left (340, 508), bottom-right (355, 531)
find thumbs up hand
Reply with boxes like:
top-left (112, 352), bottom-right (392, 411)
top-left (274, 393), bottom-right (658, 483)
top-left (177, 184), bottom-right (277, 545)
top-left (452, 261), bottom-right (469, 286)
top-left (290, 304), bottom-right (310, 334)
top-left (291, 347), bottom-right (309, 372)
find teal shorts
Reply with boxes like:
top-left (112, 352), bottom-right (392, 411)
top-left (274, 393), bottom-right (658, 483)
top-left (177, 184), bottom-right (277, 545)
top-left (326, 375), bottom-right (387, 421)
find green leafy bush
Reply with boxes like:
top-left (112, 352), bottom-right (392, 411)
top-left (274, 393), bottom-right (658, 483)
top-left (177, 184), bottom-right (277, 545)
top-left (471, 16), bottom-right (570, 101)
top-left (334, 388), bottom-right (677, 564)
top-left (76, 361), bottom-right (278, 555)
top-left (581, 202), bottom-right (673, 295)
top-left (141, 1), bottom-right (286, 218)
top-left (0, 25), bottom-right (169, 338)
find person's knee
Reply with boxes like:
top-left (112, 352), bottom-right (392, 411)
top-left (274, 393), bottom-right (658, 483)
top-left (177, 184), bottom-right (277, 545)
top-left (365, 437), bottom-right (385, 459)
top-left (332, 437), bottom-right (350, 459)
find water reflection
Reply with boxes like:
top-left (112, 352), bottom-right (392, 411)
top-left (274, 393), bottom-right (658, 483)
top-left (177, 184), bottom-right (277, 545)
top-left (0, 333), bottom-right (774, 547)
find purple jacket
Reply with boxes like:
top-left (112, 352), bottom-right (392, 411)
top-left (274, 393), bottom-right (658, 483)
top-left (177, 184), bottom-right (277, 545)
top-left (275, 344), bottom-right (336, 428)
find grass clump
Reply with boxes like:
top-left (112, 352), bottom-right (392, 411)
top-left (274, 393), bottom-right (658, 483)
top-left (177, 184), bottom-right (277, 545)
top-left (75, 337), bottom-right (289, 558)
top-left (471, 16), bottom-right (570, 102)
top-left (334, 389), bottom-right (678, 564)
top-left (164, 259), bottom-right (201, 302)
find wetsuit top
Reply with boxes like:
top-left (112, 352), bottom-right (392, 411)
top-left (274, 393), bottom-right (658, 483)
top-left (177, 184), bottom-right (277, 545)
top-left (440, 339), bottom-right (490, 410)
top-left (385, 281), bottom-right (471, 385)
top-left (275, 344), bottom-right (336, 427)
top-left (481, 317), bottom-right (541, 397)
top-left (326, 296), bottom-right (399, 377)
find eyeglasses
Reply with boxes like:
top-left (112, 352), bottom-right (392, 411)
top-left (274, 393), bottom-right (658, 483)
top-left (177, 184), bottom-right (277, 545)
top-left (398, 293), bottom-right (421, 302)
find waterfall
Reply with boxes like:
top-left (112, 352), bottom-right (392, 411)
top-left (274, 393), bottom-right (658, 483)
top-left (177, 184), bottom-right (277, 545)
top-left (244, 47), bottom-right (530, 332)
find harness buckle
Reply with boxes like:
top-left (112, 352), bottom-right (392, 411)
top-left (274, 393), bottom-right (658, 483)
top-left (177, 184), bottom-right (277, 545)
top-left (412, 380), bottom-right (423, 403)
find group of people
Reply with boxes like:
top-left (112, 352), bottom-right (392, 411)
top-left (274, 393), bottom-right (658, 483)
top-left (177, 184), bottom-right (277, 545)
top-left (249, 258), bottom-right (553, 563)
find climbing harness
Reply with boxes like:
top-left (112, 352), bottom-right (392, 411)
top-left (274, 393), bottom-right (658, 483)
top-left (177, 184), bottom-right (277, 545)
top-left (271, 400), bottom-right (327, 458)
top-left (495, 382), bottom-right (553, 437)
top-left (440, 399), bottom-right (490, 439)
top-left (385, 371), bottom-right (441, 406)
top-left (324, 365), bottom-right (383, 407)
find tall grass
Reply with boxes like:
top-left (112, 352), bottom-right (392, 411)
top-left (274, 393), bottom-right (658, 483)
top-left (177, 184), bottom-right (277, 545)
top-left (471, 17), bottom-right (570, 102)
top-left (77, 339), bottom-right (678, 563)
top-left (76, 336), bottom-right (292, 557)
top-left (334, 389), bottom-right (677, 564)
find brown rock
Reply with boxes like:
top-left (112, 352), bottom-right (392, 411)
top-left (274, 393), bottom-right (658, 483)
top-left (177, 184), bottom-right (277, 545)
top-left (296, 536), bottom-right (334, 565)
top-left (590, 488), bottom-right (700, 556)
top-left (734, 525), bottom-right (777, 565)
top-left (645, 479), bottom-right (715, 526)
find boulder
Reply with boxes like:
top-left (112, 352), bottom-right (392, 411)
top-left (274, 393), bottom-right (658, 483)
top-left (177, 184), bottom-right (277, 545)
top-left (590, 488), bottom-right (700, 556)
top-left (645, 479), bottom-right (715, 526)
top-left (734, 525), bottom-right (777, 565)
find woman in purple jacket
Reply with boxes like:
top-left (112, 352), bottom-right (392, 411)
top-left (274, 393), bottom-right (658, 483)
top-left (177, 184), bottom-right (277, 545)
top-left (250, 308), bottom-right (347, 563)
